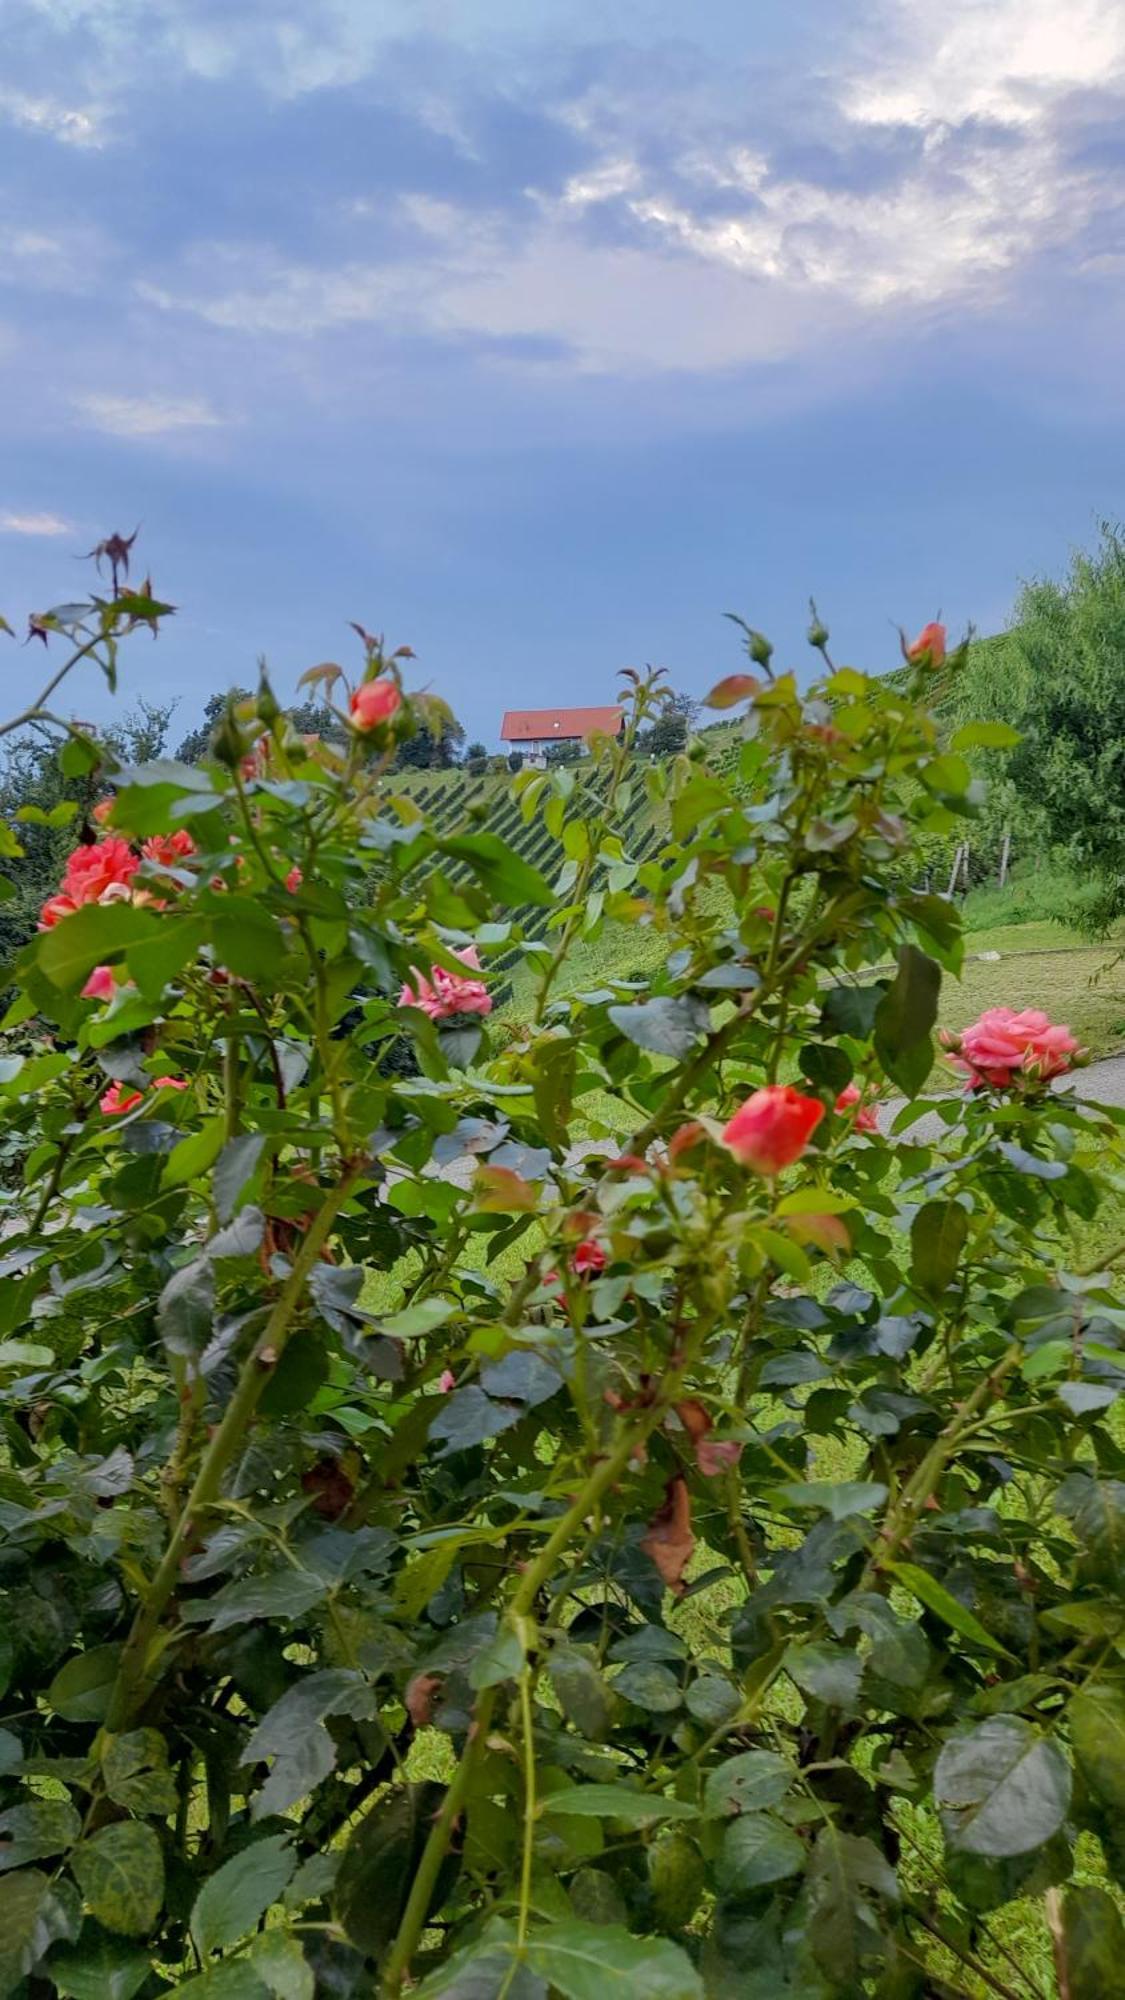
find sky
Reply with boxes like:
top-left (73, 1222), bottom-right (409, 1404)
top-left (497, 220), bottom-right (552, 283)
top-left (1, 0), bottom-right (1124, 747)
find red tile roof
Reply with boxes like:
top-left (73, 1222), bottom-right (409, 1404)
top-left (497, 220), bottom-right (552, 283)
top-left (500, 706), bottom-right (623, 743)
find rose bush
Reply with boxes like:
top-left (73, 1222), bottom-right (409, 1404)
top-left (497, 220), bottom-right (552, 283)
top-left (0, 554), bottom-right (1122, 1999)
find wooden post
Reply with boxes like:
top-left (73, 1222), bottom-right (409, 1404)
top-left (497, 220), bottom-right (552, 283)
top-left (947, 845), bottom-right (965, 898)
top-left (998, 830), bottom-right (1011, 887)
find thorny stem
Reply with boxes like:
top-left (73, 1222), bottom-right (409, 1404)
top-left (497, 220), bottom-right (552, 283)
top-left (0, 630), bottom-right (115, 740)
top-left (102, 1167), bottom-right (361, 1734)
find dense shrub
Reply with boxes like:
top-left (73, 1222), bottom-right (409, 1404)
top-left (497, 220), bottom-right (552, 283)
top-left (0, 570), bottom-right (1123, 1999)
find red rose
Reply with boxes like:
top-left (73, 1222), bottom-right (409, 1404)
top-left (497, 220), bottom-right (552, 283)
top-left (350, 679), bottom-right (402, 732)
top-left (81, 965), bottom-right (116, 1001)
top-left (907, 621), bottom-right (946, 667)
top-left (721, 1084), bottom-right (824, 1174)
top-left (572, 1237), bottom-right (607, 1277)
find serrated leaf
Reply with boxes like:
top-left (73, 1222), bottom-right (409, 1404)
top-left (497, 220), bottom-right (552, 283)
top-left (37, 903), bottom-right (163, 989)
top-left (71, 1822), bottom-right (164, 1935)
top-left (716, 1814), bottom-right (806, 1894)
top-left (47, 1644), bottom-right (122, 1724)
top-left (935, 1716), bottom-right (1071, 1857)
top-left (180, 1567), bottom-right (327, 1633)
top-left (885, 1561), bottom-right (1013, 1658)
top-left (191, 1836), bottom-right (296, 1957)
top-left (47, 1934), bottom-right (152, 2000)
top-left (548, 1649), bottom-right (611, 1741)
top-left (607, 994), bottom-right (710, 1058)
top-left (0, 1799), bottom-right (80, 1870)
top-left (542, 1786), bottom-right (697, 1825)
top-left (524, 1921), bottom-right (703, 2000)
top-left (703, 1750), bottom-right (793, 1818)
top-left (102, 1728), bottom-right (178, 1816)
top-left (163, 1116), bottom-right (226, 1189)
top-left (874, 944), bottom-right (940, 1097)
top-left (1070, 1685), bottom-right (1125, 1811)
top-left (437, 832), bottom-right (554, 907)
top-left (1060, 1886), bottom-right (1125, 2000)
top-left (910, 1200), bottom-right (969, 1295)
top-left (157, 1257), bottom-right (214, 1359)
top-left (214, 1134), bottom-right (268, 1222)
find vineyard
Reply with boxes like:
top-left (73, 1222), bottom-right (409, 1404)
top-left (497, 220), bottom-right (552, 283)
top-left (390, 725), bottom-right (745, 1007)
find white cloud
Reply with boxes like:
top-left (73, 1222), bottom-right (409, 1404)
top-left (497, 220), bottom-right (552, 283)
top-left (0, 511), bottom-right (71, 536)
top-left (75, 394), bottom-right (226, 437)
top-left (0, 87), bottom-right (105, 146)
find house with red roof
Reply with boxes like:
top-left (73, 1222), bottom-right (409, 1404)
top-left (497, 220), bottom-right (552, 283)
top-left (499, 705), bottom-right (623, 767)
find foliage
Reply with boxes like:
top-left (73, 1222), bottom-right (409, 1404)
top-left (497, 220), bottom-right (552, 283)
top-left (0, 555), bottom-right (1123, 2000)
top-left (642, 691), bottom-right (699, 759)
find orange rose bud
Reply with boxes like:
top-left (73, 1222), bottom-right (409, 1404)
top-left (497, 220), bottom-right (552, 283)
top-left (906, 621), bottom-right (946, 668)
top-left (350, 678), bottom-right (402, 731)
top-left (721, 1084), bottom-right (824, 1175)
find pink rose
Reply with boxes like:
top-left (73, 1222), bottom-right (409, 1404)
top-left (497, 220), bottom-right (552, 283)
top-left (398, 947), bottom-right (491, 1022)
top-left (38, 893), bottom-right (79, 931)
top-left (835, 1082), bottom-right (879, 1134)
top-left (438, 1369), bottom-right (456, 1393)
top-left (62, 838), bottom-right (139, 906)
top-left (945, 1008), bottom-right (1081, 1089)
top-left (285, 865), bottom-right (303, 894)
top-left (907, 621), bottom-right (947, 667)
top-left (81, 965), bottom-right (116, 1002)
top-left (350, 679), bottom-right (402, 732)
top-left (722, 1085), bottom-right (825, 1175)
top-left (142, 831), bottom-right (196, 870)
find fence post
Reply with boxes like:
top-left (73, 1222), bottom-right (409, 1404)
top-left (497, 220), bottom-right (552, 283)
top-left (998, 830), bottom-right (1011, 887)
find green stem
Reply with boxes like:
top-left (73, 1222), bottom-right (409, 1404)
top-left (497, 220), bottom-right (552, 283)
top-left (102, 1168), bottom-right (360, 1733)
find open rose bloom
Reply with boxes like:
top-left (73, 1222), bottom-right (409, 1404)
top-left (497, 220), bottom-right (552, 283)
top-left (398, 946), bottom-right (491, 1022)
top-left (722, 1084), bottom-right (825, 1175)
top-left (944, 1007), bottom-right (1081, 1089)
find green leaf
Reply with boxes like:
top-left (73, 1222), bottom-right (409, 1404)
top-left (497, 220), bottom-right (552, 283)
top-left (47, 1645), bottom-right (122, 1724)
top-left (607, 995), bottom-right (710, 1059)
top-left (1060, 1886), bottom-right (1125, 2000)
top-left (429, 1385), bottom-right (523, 1457)
top-left (412, 1924), bottom-right (545, 1999)
top-left (125, 915), bottom-right (209, 1001)
top-left (163, 1115), bottom-right (226, 1189)
top-left (380, 1297), bottom-right (458, 1339)
top-left (335, 1784), bottom-right (453, 1960)
top-left (703, 1750), bottom-right (793, 1818)
top-left (214, 1134), bottom-right (267, 1221)
top-left (71, 1823), bottom-right (164, 1935)
top-left (243, 1669), bottom-right (372, 1765)
top-left (542, 1786), bottom-right (697, 1826)
top-left (873, 944), bottom-right (940, 1097)
top-left (716, 1814), bottom-right (806, 1894)
top-left (885, 1561), bottom-right (1014, 1659)
top-left (209, 898), bottom-right (288, 983)
top-left (548, 1648), bottom-right (612, 1741)
top-left (468, 1625), bottom-right (526, 1691)
top-left (784, 1641), bottom-right (862, 1709)
top-left (102, 1729), bottom-right (178, 1817)
top-left (167, 1966), bottom-right (271, 1999)
top-left (523, 1921), bottom-right (703, 2000)
top-left (934, 1716), bottom-right (1072, 1857)
top-left (191, 1836), bottom-right (297, 1957)
top-left (47, 1934), bottom-right (152, 2000)
top-left (0, 1870), bottom-right (60, 1995)
top-left (684, 1675), bottom-right (741, 1728)
top-left (950, 721), bottom-right (1022, 751)
top-left (910, 1200), bottom-right (969, 1295)
top-left (0, 1799), bottom-right (81, 1869)
top-left (821, 983), bottom-right (885, 1040)
top-left (243, 1933), bottom-right (314, 2000)
top-left (179, 1567), bottom-right (327, 1633)
top-left (805, 1828), bottom-right (898, 1986)
top-left (37, 904), bottom-right (163, 989)
top-left (157, 1257), bottom-right (214, 1359)
top-left (773, 1480), bottom-right (888, 1520)
top-left (437, 832), bottom-right (555, 907)
top-left (1070, 1686), bottom-right (1125, 1811)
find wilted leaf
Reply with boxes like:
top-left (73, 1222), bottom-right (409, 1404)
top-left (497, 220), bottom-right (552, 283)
top-left (640, 1476), bottom-right (694, 1597)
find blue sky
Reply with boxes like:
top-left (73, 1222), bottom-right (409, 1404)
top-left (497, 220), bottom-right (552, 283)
top-left (1, 0), bottom-right (1123, 746)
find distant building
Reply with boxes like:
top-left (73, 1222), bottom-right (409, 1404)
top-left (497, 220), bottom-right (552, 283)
top-left (499, 705), bottom-right (624, 768)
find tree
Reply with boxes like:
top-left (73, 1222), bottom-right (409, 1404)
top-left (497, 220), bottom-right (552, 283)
top-left (393, 714), bottom-right (466, 771)
top-left (642, 689), bottom-right (698, 757)
top-left (507, 750), bottom-right (524, 773)
top-left (464, 740), bottom-right (488, 775)
top-left (176, 689), bottom-right (251, 764)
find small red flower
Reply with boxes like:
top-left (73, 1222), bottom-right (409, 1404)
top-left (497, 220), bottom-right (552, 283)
top-left (721, 1085), bottom-right (824, 1175)
top-left (572, 1237), bottom-right (607, 1277)
top-left (398, 946), bottom-right (491, 1021)
top-left (285, 865), bottom-right (303, 894)
top-left (91, 798), bottom-right (114, 826)
top-left (907, 621), bottom-right (946, 668)
top-left (835, 1082), bottom-right (879, 1133)
top-left (142, 830), bottom-right (196, 870)
top-left (100, 1080), bottom-right (143, 1116)
top-left (350, 679), bottom-right (402, 732)
top-left (438, 1368), bottom-right (456, 1393)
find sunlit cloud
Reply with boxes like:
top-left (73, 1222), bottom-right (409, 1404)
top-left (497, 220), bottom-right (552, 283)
top-left (75, 394), bottom-right (226, 437)
top-left (0, 511), bottom-right (72, 536)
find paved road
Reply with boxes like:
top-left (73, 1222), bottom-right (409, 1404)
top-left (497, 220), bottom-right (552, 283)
top-left (881, 1052), bottom-right (1125, 1142)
